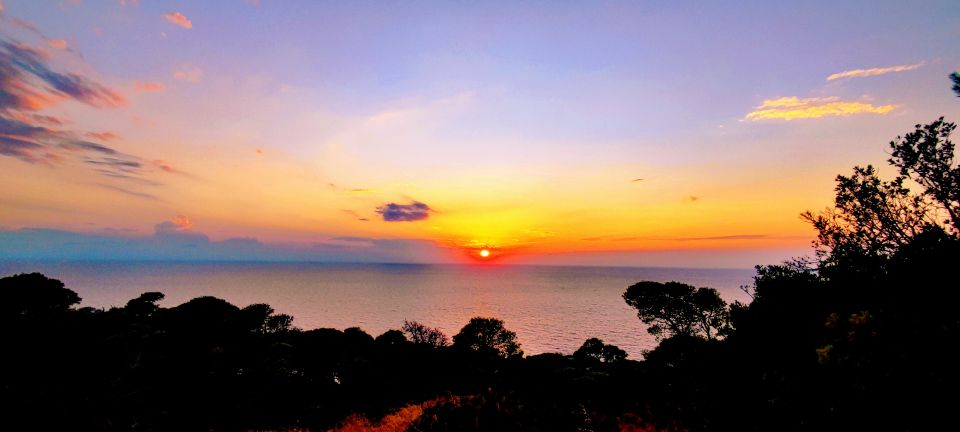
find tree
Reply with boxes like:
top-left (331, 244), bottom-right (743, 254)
top-left (124, 292), bottom-right (165, 317)
top-left (0, 272), bottom-right (81, 318)
top-left (802, 118), bottom-right (959, 268)
top-left (888, 118), bottom-right (959, 231)
top-left (951, 71), bottom-right (960, 97)
top-left (622, 281), bottom-right (728, 341)
top-left (402, 320), bottom-right (449, 347)
top-left (452, 317), bottom-right (522, 358)
top-left (573, 337), bottom-right (627, 364)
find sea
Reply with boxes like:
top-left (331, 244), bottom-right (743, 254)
top-left (0, 261), bottom-right (755, 358)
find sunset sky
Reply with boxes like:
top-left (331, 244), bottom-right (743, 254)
top-left (1, 0), bottom-right (958, 267)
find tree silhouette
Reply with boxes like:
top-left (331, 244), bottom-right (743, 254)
top-left (452, 317), bottom-right (522, 358)
top-left (622, 281), bottom-right (728, 341)
top-left (573, 338), bottom-right (627, 363)
top-left (0, 272), bottom-right (81, 318)
top-left (951, 71), bottom-right (960, 97)
top-left (803, 118), bottom-right (958, 270)
top-left (402, 320), bottom-right (449, 347)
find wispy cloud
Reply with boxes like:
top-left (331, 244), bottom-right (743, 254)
top-left (47, 38), bottom-right (68, 50)
top-left (745, 96), bottom-right (895, 121)
top-left (133, 81), bottom-right (165, 92)
top-left (85, 131), bottom-right (119, 141)
top-left (581, 234), bottom-right (799, 242)
top-left (98, 184), bottom-right (159, 201)
top-left (826, 62), bottom-right (923, 81)
top-left (0, 35), bottom-right (165, 194)
top-left (1, 40), bottom-right (125, 108)
top-left (376, 201), bottom-right (431, 222)
top-left (342, 209), bottom-right (370, 222)
top-left (173, 66), bottom-right (203, 82)
top-left (163, 11), bottom-right (192, 29)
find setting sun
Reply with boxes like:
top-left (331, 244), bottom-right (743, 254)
top-left (480, 249), bottom-right (491, 258)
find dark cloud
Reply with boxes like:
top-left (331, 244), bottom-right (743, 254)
top-left (0, 41), bottom-right (123, 108)
top-left (97, 184), bottom-right (160, 201)
top-left (581, 234), bottom-right (777, 242)
top-left (341, 209), bottom-right (371, 222)
top-left (0, 34), bottom-right (176, 197)
top-left (0, 227), bottom-right (456, 263)
top-left (0, 135), bottom-right (43, 161)
top-left (375, 201), bottom-right (431, 222)
top-left (332, 236), bottom-right (375, 243)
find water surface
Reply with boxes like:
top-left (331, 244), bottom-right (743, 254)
top-left (0, 261), bottom-right (754, 357)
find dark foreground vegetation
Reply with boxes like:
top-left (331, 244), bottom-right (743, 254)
top-left (3, 81), bottom-right (960, 431)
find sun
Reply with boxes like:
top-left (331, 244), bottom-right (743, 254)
top-left (479, 249), bottom-right (490, 258)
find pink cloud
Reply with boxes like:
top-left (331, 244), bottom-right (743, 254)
top-left (47, 39), bottom-right (69, 50)
top-left (163, 11), bottom-right (193, 29)
top-left (85, 131), bottom-right (120, 141)
top-left (171, 215), bottom-right (193, 230)
top-left (173, 66), bottom-right (203, 82)
top-left (134, 81), bottom-right (165, 92)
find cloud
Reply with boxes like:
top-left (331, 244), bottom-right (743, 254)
top-left (47, 39), bottom-right (68, 50)
top-left (85, 131), bottom-right (119, 141)
top-left (98, 184), bottom-right (159, 200)
top-left (826, 62), bottom-right (923, 81)
top-left (133, 81), bottom-right (165, 92)
top-left (0, 228), bottom-right (457, 263)
top-left (155, 214), bottom-right (193, 232)
top-left (1, 40), bottom-right (125, 108)
top-left (342, 209), bottom-right (370, 222)
top-left (581, 233), bottom-right (794, 242)
top-left (118, 0), bottom-right (140, 7)
top-left (745, 96), bottom-right (895, 121)
top-left (173, 66), bottom-right (203, 82)
top-left (163, 12), bottom-right (193, 29)
top-left (376, 201), bottom-right (431, 222)
top-left (0, 36), bottom-right (163, 191)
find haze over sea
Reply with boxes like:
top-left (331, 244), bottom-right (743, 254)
top-left (0, 261), bottom-right (753, 357)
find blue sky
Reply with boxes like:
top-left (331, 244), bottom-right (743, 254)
top-left (1, 0), bottom-right (958, 267)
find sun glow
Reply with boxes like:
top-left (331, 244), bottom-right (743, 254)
top-left (480, 249), bottom-right (490, 258)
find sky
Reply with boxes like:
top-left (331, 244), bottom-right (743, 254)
top-left (1, 0), bottom-right (958, 268)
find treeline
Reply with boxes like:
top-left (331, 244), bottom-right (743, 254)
top-left (0, 272), bottom-right (645, 431)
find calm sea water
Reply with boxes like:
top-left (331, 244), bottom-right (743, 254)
top-left (0, 261), bottom-right (754, 358)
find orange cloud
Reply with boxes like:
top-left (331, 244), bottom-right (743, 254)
top-left (85, 131), bottom-right (120, 141)
top-left (745, 96), bottom-right (895, 121)
top-left (826, 62), bottom-right (923, 81)
top-left (163, 11), bottom-right (192, 29)
top-left (134, 81), bottom-right (165, 92)
top-left (171, 214), bottom-right (193, 230)
top-left (173, 66), bottom-right (203, 82)
top-left (47, 39), bottom-right (68, 50)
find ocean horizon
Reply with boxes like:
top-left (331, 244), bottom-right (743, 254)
top-left (0, 260), bottom-right (755, 358)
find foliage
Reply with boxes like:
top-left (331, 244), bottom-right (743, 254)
top-left (0, 272), bottom-right (80, 317)
top-left (573, 337), bottom-right (627, 364)
top-left (452, 317), bottom-right (523, 358)
top-left (622, 281), bottom-right (729, 340)
top-left (402, 319), bottom-right (449, 347)
top-left (802, 117), bottom-right (958, 270)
